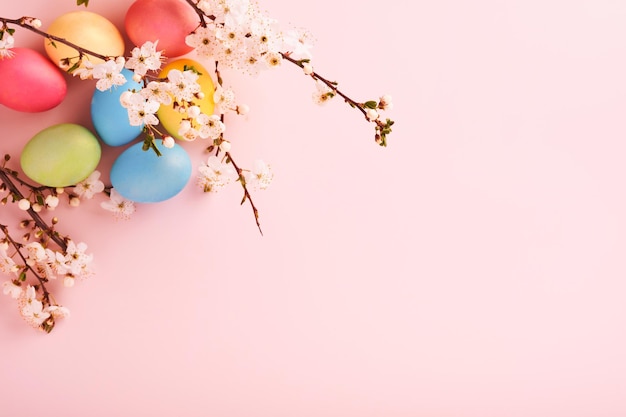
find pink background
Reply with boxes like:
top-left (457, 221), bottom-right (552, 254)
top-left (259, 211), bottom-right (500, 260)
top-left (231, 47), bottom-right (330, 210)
top-left (2, 0), bottom-right (626, 416)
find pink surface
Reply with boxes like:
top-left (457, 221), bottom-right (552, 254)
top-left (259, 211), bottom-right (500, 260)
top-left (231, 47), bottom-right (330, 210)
top-left (2, 0), bottom-right (626, 416)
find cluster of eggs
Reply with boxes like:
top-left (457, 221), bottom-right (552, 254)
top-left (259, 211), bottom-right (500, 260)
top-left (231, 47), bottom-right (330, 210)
top-left (0, 0), bottom-right (214, 203)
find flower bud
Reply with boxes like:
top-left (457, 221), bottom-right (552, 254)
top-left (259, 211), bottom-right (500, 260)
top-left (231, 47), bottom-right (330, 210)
top-left (17, 199), bottom-right (30, 211)
top-left (45, 195), bottom-right (59, 208)
top-left (302, 62), bottom-right (313, 75)
top-left (366, 108), bottom-right (379, 121)
top-left (162, 136), bottom-right (175, 148)
top-left (378, 94), bottom-right (393, 111)
top-left (236, 104), bottom-right (250, 116)
top-left (219, 140), bottom-right (232, 152)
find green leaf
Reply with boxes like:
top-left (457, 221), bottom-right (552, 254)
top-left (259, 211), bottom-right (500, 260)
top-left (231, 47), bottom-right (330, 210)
top-left (363, 100), bottom-right (378, 109)
top-left (67, 61), bottom-right (81, 74)
top-left (76, 0), bottom-right (89, 6)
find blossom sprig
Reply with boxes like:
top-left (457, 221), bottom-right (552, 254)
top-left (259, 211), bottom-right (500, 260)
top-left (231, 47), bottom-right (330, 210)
top-left (0, 165), bottom-right (96, 332)
top-left (0, 156), bottom-right (110, 332)
top-left (282, 55), bottom-right (394, 146)
top-left (0, 15), bottom-right (111, 69)
top-left (1, 16), bottom-right (268, 228)
top-left (0, 0), bottom-right (395, 332)
top-left (181, 0), bottom-right (394, 145)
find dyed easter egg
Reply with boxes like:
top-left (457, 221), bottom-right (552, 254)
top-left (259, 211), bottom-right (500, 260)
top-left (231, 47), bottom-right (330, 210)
top-left (157, 59), bottom-right (215, 140)
top-left (21, 124), bottom-right (101, 187)
top-left (110, 140), bottom-right (192, 203)
top-left (91, 68), bottom-right (144, 146)
top-left (125, 0), bottom-right (198, 57)
top-left (44, 11), bottom-right (124, 68)
top-left (0, 48), bottom-right (67, 112)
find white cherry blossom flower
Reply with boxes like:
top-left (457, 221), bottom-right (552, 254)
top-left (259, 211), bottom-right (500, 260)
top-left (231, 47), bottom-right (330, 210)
top-left (46, 248), bottom-right (69, 277)
top-left (197, 155), bottom-right (236, 193)
top-left (0, 247), bottom-right (18, 275)
top-left (283, 29), bottom-right (314, 60)
top-left (141, 81), bottom-right (172, 105)
top-left (121, 92), bottom-right (160, 126)
top-left (197, 114), bottom-right (225, 140)
top-left (264, 51), bottom-right (282, 68)
top-left (167, 69), bottom-right (201, 102)
top-left (64, 241), bottom-right (93, 277)
top-left (312, 81), bottom-right (335, 105)
top-left (92, 58), bottom-right (127, 91)
top-left (125, 41), bottom-right (163, 77)
top-left (24, 242), bottom-right (46, 266)
top-left (0, 32), bottom-right (15, 59)
top-left (18, 285), bottom-right (50, 327)
top-left (101, 188), bottom-right (136, 219)
top-left (245, 159), bottom-right (273, 190)
top-left (2, 281), bottom-right (22, 299)
top-left (74, 170), bottom-right (105, 199)
top-left (213, 86), bottom-right (236, 114)
top-left (185, 26), bottom-right (216, 58)
top-left (177, 119), bottom-right (201, 141)
top-left (46, 305), bottom-right (70, 319)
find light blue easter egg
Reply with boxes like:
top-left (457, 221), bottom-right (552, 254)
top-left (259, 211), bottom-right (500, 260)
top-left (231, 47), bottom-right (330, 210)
top-left (91, 68), bottom-right (144, 147)
top-left (110, 140), bottom-right (192, 203)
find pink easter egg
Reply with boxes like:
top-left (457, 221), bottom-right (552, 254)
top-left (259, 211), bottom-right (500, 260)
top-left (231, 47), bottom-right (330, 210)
top-left (124, 0), bottom-right (199, 58)
top-left (0, 48), bottom-right (67, 112)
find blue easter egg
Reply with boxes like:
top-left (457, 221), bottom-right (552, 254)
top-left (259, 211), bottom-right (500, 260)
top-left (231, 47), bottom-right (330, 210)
top-left (110, 140), bottom-right (192, 203)
top-left (91, 68), bottom-right (144, 146)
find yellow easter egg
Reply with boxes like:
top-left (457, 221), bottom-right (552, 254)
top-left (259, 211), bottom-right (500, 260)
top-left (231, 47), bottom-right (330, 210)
top-left (157, 59), bottom-right (215, 140)
top-left (43, 11), bottom-right (125, 68)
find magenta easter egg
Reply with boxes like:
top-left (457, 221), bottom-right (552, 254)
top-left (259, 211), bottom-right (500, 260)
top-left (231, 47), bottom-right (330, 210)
top-left (125, 0), bottom-right (199, 57)
top-left (0, 48), bottom-right (67, 112)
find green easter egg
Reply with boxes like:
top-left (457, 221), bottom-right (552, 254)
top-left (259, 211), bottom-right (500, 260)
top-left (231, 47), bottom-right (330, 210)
top-left (21, 124), bottom-right (102, 187)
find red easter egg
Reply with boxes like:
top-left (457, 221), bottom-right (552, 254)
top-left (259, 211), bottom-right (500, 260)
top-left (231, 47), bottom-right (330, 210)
top-left (0, 48), bottom-right (67, 112)
top-left (125, 0), bottom-right (199, 58)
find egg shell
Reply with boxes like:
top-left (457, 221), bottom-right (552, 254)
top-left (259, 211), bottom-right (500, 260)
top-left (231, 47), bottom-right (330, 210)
top-left (0, 48), bottom-right (67, 112)
top-left (91, 68), bottom-right (144, 146)
top-left (157, 59), bottom-right (215, 140)
top-left (44, 11), bottom-right (124, 68)
top-left (125, 0), bottom-right (198, 58)
top-left (21, 124), bottom-right (102, 187)
top-left (110, 140), bottom-right (192, 203)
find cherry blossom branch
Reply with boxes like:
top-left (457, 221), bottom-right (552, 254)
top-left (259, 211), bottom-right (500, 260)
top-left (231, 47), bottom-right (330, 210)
top-left (280, 53), bottom-right (394, 146)
top-left (0, 224), bottom-right (51, 302)
top-left (0, 16), bottom-right (110, 64)
top-left (211, 63), bottom-right (263, 234)
top-left (183, 0), bottom-right (214, 27)
top-left (225, 152), bottom-right (262, 235)
top-left (0, 167), bottom-right (68, 252)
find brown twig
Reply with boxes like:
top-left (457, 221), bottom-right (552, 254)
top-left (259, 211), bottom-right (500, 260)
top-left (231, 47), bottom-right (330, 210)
top-left (0, 16), bottom-right (110, 62)
top-left (0, 168), bottom-right (68, 252)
